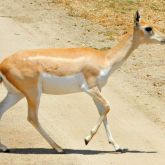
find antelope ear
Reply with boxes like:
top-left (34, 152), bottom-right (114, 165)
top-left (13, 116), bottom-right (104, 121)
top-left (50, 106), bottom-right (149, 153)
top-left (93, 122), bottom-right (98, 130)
top-left (134, 10), bottom-right (140, 27)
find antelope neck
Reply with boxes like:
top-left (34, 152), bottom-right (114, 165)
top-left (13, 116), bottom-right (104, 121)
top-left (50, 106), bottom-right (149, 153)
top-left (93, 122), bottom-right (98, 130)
top-left (106, 32), bottom-right (138, 67)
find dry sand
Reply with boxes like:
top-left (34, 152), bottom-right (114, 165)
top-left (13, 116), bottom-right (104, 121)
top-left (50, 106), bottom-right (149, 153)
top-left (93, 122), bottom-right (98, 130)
top-left (0, 1), bottom-right (165, 165)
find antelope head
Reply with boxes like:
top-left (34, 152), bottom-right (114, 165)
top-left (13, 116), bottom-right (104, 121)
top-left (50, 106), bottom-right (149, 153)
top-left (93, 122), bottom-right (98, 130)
top-left (133, 10), bottom-right (165, 45)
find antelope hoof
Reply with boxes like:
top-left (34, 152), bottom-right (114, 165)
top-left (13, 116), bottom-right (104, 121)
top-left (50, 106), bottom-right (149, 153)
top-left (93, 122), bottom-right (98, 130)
top-left (0, 145), bottom-right (9, 153)
top-left (4, 149), bottom-right (10, 153)
top-left (56, 147), bottom-right (64, 153)
top-left (57, 149), bottom-right (65, 154)
top-left (84, 138), bottom-right (89, 145)
top-left (116, 148), bottom-right (128, 153)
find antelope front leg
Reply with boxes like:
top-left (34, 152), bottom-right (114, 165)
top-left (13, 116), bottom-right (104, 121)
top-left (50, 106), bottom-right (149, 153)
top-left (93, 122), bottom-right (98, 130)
top-left (84, 86), bottom-right (110, 145)
top-left (93, 100), bottom-right (127, 152)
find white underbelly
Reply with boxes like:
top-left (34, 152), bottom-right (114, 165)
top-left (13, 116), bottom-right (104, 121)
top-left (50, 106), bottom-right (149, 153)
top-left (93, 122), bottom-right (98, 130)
top-left (41, 73), bottom-right (87, 95)
top-left (41, 66), bottom-right (111, 95)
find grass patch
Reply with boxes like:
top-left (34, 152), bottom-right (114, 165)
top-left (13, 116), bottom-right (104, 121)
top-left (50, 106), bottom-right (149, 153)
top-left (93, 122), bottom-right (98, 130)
top-left (54, 0), bottom-right (165, 39)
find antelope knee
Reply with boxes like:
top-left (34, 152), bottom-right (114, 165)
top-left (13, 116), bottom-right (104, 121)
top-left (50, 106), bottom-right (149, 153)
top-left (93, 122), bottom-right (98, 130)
top-left (105, 104), bottom-right (110, 114)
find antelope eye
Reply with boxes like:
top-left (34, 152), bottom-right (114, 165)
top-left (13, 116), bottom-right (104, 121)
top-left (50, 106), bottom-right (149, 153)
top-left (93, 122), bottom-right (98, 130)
top-left (145, 27), bottom-right (152, 32)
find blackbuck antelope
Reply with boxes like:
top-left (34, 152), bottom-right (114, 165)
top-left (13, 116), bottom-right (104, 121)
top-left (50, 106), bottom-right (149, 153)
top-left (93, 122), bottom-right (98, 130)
top-left (0, 11), bottom-right (165, 153)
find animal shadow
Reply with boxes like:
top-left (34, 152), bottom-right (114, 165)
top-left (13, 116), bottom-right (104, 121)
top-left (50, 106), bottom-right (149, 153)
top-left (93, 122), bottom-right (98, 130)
top-left (1, 148), bottom-right (157, 155)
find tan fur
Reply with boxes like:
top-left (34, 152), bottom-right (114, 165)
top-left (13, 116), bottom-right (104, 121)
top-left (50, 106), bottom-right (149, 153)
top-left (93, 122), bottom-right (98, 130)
top-left (0, 48), bottom-right (107, 89)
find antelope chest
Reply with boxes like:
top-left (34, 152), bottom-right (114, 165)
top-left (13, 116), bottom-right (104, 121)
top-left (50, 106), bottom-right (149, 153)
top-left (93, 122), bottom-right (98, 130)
top-left (97, 67), bottom-right (111, 88)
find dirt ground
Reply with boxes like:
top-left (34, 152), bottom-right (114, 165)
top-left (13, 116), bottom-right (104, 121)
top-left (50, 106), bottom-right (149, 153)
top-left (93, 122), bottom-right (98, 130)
top-left (0, 0), bottom-right (165, 165)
